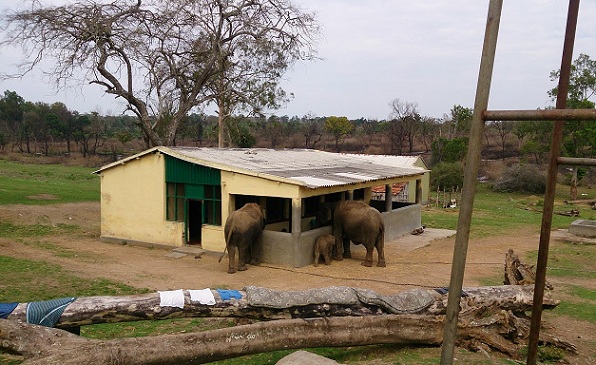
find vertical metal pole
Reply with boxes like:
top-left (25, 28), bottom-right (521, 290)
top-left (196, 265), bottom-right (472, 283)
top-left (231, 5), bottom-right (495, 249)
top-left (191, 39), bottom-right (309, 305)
top-left (439, 1), bottom-right (502, 364)
top-left (526, 1), bottom-right (579, 364)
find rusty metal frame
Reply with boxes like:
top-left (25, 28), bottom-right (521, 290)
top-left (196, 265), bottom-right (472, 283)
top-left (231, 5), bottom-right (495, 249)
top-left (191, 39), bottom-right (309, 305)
top-left (439, 1), bottom-right (594, 365)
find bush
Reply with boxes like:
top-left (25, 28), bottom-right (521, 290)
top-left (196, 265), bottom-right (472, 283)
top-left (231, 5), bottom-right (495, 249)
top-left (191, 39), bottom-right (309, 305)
top-left (430, 162), bottom-right (464, 190)
top-left (430, 137), bottom-right (468, 165)
top-left (492, 163), bottom-right (546, 194)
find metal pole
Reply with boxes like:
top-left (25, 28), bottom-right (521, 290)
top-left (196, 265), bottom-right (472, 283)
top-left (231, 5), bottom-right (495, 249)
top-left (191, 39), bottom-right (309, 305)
top-left (483, 108), bottom-right (596, 121)
top-left (439, 1), bottom-right (502, 364)
top-left (526, 1), bottom-right (579, 364)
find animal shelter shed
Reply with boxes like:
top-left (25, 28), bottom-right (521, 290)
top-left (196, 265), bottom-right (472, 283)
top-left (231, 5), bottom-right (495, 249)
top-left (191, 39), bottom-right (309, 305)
top-left (93, 147), bottom-right (429, 267)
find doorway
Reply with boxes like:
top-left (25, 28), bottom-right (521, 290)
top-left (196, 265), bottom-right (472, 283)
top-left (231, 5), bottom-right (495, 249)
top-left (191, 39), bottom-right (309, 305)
top-left (187, 199), bottom-right (202, 245)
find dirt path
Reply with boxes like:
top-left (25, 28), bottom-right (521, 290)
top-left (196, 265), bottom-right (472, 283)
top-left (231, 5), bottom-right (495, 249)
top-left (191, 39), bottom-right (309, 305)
top-left (1, 202), bottom-right (594, 364)
top-left (0, 202), bottom-right (536, 294)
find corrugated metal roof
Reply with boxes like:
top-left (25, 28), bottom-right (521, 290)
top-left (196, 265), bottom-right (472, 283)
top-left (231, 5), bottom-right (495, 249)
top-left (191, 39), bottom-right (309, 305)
top-left (95, 147), bottom-right (428, 189)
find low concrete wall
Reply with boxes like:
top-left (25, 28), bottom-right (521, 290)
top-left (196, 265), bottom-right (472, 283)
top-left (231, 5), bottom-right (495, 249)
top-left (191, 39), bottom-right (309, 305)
top-left (296, 226), bottom-right (333, 267)
top-left (260, 204), bottom-right (420, 268)
top-left (260, 230), bottom-right (293, 266)
top-left (261, 226), bottom-right (332, 267)
top-left (382, 204), bottom-right (421, 241)
top-left (569, 219), bottom-right (596, 238)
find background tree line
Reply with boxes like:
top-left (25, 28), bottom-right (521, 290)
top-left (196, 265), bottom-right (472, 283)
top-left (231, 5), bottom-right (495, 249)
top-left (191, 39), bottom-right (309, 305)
top-left (1, 85), bottom-right (593, 166)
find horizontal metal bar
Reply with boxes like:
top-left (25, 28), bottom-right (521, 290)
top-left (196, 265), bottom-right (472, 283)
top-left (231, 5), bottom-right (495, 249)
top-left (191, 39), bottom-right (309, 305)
top-left (558, 157), bottom-right (596, 166)
top-left (483, 109), bottom-right (596, 121)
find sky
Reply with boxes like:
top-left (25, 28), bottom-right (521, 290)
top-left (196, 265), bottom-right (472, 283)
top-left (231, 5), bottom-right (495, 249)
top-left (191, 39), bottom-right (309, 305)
top-left (0, 0), bottom-right (594, 120)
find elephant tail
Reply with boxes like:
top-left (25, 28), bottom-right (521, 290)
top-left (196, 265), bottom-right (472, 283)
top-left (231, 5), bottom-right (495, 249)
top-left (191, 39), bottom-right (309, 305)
top-left (219, 227), bottom-right (235, 263)
top-left (218, 245), bottom-right (227, 263)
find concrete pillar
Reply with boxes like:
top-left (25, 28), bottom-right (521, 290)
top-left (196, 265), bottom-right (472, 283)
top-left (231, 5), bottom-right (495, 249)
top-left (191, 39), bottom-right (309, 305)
top-left (228, 194), bottom-right (236, 213)
top-left (385, 184), bottom-right (392, 212)
top-left (416, 179), bottom-right (422, 204)
top-left (347, 190), bottom-right (354, 200)
top-left (291, 198), bottom-right (302, 267)
top-left (364, 187), bottom-right (372, 203)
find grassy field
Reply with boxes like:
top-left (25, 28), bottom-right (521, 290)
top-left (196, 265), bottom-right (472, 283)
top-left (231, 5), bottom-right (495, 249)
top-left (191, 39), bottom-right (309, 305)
top-left (0, 159), bottom-right (99, 205)
top-left (1, 160), bottom-right (594, 364)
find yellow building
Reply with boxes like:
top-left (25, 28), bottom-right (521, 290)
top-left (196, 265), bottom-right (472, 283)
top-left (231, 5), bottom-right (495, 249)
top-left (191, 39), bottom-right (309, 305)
top-left (94, 147), bottom-right (430, 267)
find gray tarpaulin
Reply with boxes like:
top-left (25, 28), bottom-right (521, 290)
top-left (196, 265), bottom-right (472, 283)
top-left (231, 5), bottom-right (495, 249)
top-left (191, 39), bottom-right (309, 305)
top-left (243, 286), bottom-right (436, 314)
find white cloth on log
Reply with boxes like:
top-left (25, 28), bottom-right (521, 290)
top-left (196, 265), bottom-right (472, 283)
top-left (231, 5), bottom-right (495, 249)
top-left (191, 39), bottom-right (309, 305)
top-left (188, 289), bottom-right (216, 305)
top-left (158, 289), bottom-right (185, 308)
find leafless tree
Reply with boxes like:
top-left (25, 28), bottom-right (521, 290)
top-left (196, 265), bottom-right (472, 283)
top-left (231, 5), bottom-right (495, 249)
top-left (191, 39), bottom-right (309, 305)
top-left (301, 113), bottom-right (323, 149)
top-left (0, 0), bottom-right (319, 147)
top-left (491, 120), bottom-right (513, 160)
top-left (361, 118), bottom-right (378, 148)
top-left (418, 116), bottom-right (439, 152)
top-left (387, 99), bottom-right (420, 155)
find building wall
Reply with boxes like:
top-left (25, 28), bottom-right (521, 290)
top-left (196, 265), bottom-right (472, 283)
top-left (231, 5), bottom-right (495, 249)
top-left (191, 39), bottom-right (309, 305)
top-left (99, 153), bottom-right (185, 247)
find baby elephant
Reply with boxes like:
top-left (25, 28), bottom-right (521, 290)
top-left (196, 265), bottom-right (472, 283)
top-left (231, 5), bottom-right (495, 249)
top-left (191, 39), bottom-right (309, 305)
top-left (314, 234), bottom-right (335, 266)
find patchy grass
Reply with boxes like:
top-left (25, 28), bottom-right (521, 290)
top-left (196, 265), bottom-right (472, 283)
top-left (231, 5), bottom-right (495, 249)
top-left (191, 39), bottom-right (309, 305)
top-left (520, 242), bottom-right (596, 325)
top-left (423, 184), bottom-right (596, 239)
top-left (0, 222), bottom-right (80, 238)
top-left (0, 256), bottom-right (148, 303)
top-left (528, 241), bottom-right (596, 280)
top-left (82, 318), bottom-right (237, 339)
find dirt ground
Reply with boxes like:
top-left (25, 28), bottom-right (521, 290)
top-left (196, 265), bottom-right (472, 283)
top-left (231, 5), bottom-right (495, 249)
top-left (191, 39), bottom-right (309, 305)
top-left (1, 202), bottom-right (594, 364)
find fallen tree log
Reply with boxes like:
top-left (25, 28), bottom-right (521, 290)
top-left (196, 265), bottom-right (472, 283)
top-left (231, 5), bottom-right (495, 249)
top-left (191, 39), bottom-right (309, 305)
top-left (0, 306), bottom-right (575, 365)
top-left (5, 285), bottom-right (558, 329)
top-left (504, 249), bottom-right (553, 289)
top-left (0, 285), bottom-right (571, 365)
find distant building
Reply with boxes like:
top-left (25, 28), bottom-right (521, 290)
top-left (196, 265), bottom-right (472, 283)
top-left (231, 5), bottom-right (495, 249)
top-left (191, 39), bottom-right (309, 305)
top-left (93, 147), bottom-right (430, 267)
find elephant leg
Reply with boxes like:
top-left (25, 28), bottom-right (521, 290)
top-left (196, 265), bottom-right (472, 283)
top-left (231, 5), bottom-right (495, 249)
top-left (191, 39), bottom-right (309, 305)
top-left (342, 238), bottom-right (351, 259)
top-left (361, 245), bottom-right (374, 267)
top-left (250, 233), bottom-right (262, 265)
top-left (227, 245), bottom-right (237, 274)
top-left (376, 236), bottom-right (386, 267)
top-left (323, 251), bottom-right (331, 265)
top-left (334, 237), bottom-right (344, 261)
top-left (237, 245), bottom-right (249, 271)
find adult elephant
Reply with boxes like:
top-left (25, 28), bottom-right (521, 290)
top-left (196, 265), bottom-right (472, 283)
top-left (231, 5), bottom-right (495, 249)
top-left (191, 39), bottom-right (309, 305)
top-left (332, 200), bottom-right (386, 267)
top-left (224, 203), bottom-right (265, 274)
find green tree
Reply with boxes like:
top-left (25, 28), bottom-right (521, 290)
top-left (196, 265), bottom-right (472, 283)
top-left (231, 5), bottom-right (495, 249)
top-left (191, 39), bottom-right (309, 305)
top-left (443, 105), bottom-right (473, 138)
top-left (549, 53), bottom-right (596, 199)
top-left (430, 162), bottom-right (464, 191)
top-left (226, 116), bottom-right (256, 148)
top-left (324, 116), bottom-right (353, 152)
top-left (430, 137), bottom-right (468, 165)
top-left (0, 90), bottom-right (24, 150)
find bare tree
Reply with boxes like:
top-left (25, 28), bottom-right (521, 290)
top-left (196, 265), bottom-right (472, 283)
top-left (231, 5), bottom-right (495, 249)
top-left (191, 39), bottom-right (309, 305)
top-left (302, 113), bottom-right (323, 149)
top-left (387, 99), bottom-right (419, 155)
top-left (491, 120), bottom-right (513, 160)
top-left (418, 116), bottom-right (439, 152)
top-left (0, 0), bottom-right (319, 147)
top-left (361, 118), bottom-right (378, 148)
